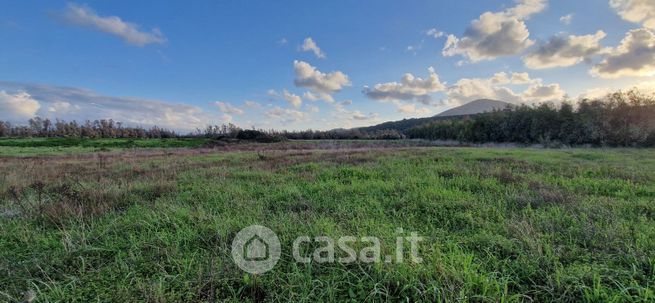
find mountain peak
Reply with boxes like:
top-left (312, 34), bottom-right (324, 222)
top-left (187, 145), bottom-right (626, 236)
top-left (437, 99), bottom-right (512, 117)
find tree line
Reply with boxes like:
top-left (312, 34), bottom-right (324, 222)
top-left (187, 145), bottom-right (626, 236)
top-left (1, 90), bottom-right (653, 146)
top-left (0, 117), bottom-right (405, 141)
top-left (0, 118), bottom-right (178, 139)
top-left (406, 90), bottom-right (655, 147)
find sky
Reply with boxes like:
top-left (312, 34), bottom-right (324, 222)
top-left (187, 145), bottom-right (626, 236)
top-left (1, 0), bottom-right (654, 131)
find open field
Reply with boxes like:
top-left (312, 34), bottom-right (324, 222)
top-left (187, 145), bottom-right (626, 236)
top-left (1, 142), bottom-right (654, 302)
top-left (0, 138), bottom-right (444, 157)
top-left (0, 138), bottom-right (213, 156)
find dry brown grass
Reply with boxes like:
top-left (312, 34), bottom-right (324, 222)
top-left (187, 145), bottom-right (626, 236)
top-left (0, 145), bottom-right (422, 225)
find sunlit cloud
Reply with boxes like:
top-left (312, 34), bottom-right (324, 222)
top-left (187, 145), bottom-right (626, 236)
top-left (443, 0), bottom-right (547, 62)
top-left (610, 0), bottom-right (655, 29)
top-left (363, 67), bottom-right (446, 104)
top-left (591, 28), bottom-right (655, 78)
top-left (300, 37), bottom-right (326, 59)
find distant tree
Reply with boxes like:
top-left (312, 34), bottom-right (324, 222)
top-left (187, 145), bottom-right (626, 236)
top-left (407, 89), bottom-right (655, 147)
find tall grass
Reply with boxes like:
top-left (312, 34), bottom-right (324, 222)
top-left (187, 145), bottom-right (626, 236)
top-left (0, 146), bottom-right (654, 302)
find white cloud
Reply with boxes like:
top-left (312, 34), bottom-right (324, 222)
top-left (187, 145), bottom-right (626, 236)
top-left (523, 31), bottom-right (607, 69)
top-left (610, 0), bottom-right (655, 29)
top-left (447, 77), bottom-right (522, 105)
top-left (303, 91), bottom-right (335, 103)
top-left (0, 90), bottom-right (41, 120)
top-left (490, 72), bottom-right (536, 84)
top-left (445, 72), bottom-right (566, 106)
top-left (282, 90), bottom-right (303, 108)
top-left (426, 28), bottom-right (445, 38)
top-left (522, 83), bottom-right (567, 102)
top-left (363, 67), bottom-right (446, 104)
top-left (301, 37), bottom-right (326, 59)
top-left (392, 100), bottom-right (433, 115)
top-left (64, 3), bottom-right (166, 47)
top-left (47, 101), bottom-right (80, 113)
top-left (277, 38), bottom-right (288, 45)
top-left (560, 14), bottom-right (573, 25)
top-left (442, 0), bottom-right (547, 62)
top-left (591, 28), bottom-right (655, 78)
top-left (340, 99), bottom-right (352, 106)
top-left (0, 82), bottom-right (214, 131)
top-left (293, 60), bottom-right (351, 94)
top-left (215, 101), bottom-right (244, 115)
top-left (265, 106), bottom-right (310, 124)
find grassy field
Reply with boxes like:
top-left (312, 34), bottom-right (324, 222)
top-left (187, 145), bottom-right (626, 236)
top-left (0, 138), bottom-right (213, 156)
top-left (0, 142), bottom-right (654, 302)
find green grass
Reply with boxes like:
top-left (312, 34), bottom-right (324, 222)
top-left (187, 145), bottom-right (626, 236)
top-left (0, 137), bottom-right (210, 149)
top-left (1, 146), bottom-right (654, 302)
top-left (0, 138), bottom-right (213, 157)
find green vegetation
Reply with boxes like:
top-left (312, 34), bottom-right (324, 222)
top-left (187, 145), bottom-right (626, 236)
top-left (1, 145), bottom-right (654, 302)
top-left (0, 138), bottom-right (213, 157)
top-left (408, 91), bottom-right (655, 147)
top-left (0, 137), bottom-right (212, 148)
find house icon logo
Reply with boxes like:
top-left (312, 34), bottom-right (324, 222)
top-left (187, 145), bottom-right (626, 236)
top-left (231, 225), bottom-right (281, 274)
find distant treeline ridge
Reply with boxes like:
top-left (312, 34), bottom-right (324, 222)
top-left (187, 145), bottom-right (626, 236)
top-left (1, 90), bottom-right (654, 147)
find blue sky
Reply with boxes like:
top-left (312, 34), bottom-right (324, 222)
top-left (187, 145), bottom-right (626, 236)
top-left (1, 0), bottom-right (654, 131)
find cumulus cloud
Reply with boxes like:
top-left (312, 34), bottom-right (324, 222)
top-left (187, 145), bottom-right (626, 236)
top-left (293, 60), bottom-right (351, 94)
top-left (265, 106), bottom-right (309, 124)
top-left (522, 83), bottom-right (567, 102)
top-left (0, 91), bottom-right (41, 120)
top-left (64, 3), bottom-right (166, 47)
top-left (301, 37), bottom-right (326, 58)
top-left (215, 101), bottom-right (244, 115)
top-left (303, 91), bottom-right (335, 103)
top-left (442, 0), bottom-right (547, 62)
top-left (490, 72), bottom-right (536, 84)
top-left (47, 101), bottom-right (79, 113)
top-left (591, 28), bottom-right (655, 78)
top-left (610, 0), bottom-right (655, 29)
top-left (445, 72), bottom-right (566, 105)
top-left (282, 90), bottom-right (303, 108)
top-left (391, 101), bottom-right (433, 115)
top-left (0, 82), bottom-right (214, 131)
top-left (363, 67), bottom-right (446, 104)
top-left (560, 14), bottom-right (573, 25)
top-left (523, 31), bottom-right (607, 69)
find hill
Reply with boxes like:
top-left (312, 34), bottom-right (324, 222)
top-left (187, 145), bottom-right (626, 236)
top-left (437, 99), bottom-right (512, 117)
top-left (357, 99), bottom-right (512, 133)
